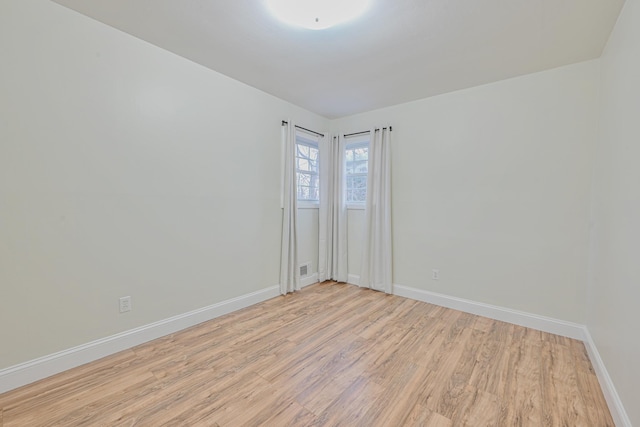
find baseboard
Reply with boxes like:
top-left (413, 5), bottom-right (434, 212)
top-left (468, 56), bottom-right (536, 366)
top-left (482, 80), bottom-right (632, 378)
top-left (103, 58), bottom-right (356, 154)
top-left (2, 282), bottom-right (630, 426)
top-left (582, 328), bottom-right (632, 427)
top-left (392, 283), bottom-right (630, 424)
top-left (0, 285), bottom-right (280, 395)
top-left (300, 273), bottom-right (319, 288)
top-left (392, 284), bottom-right (585, 340)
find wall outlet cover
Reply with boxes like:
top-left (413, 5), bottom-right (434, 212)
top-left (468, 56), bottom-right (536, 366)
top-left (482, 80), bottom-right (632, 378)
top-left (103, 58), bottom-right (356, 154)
top-left (119, 296), bottom-right (132, 313)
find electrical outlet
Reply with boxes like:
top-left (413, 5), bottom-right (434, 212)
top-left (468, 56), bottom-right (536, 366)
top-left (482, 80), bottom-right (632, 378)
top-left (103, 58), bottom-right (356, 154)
top-left (432, 269), bottom-right (439, 280)
top-left (119, 296), bottom-right (132, 313)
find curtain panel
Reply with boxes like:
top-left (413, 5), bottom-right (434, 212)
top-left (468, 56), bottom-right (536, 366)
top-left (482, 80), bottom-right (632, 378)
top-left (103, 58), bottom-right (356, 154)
top-left (360, 127), bottom-right (393, 293)
top-left (280, 121), bottom-right (300, 295)
top-left (318, 134), bottom-right (348, 283)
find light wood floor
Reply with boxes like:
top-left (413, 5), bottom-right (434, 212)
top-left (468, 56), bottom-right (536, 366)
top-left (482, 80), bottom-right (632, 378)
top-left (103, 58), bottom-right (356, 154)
top-left (0, 282), bottom-right (613, 426)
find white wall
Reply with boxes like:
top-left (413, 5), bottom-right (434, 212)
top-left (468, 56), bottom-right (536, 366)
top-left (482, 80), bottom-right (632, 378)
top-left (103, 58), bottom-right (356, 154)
top-left (589, 0), bottom-right (640, 424)
top-left (332, 60), bottom-right (600, 323)
top-left (2, 6), bottom-right (635, 423)
top-left (0, 0), bottom-right (328, 370)
top-left (297, 207), bottom-right (319, 280)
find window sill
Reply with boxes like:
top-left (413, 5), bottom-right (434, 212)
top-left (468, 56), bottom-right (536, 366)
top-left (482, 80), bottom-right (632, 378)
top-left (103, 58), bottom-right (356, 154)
top-left (298, 202), bottom-right (320, 209)
top-left (347, 203), bottom-right (366, 210)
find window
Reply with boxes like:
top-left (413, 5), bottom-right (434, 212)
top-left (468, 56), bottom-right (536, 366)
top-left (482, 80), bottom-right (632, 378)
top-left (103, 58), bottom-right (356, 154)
top-left (345, 137), bottom-right (369, 204)
top-left (296, 134), bottom-right (319, 203)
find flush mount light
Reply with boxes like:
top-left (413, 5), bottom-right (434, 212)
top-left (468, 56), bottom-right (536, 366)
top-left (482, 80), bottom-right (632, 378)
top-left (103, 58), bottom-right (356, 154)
top-left (266, 0), bottom-right (370, 30)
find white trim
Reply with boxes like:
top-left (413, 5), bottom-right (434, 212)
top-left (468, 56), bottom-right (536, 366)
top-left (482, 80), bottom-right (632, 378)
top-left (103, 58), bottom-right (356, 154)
top-left (393, 284), bottom-right (584, 339)
top-left (389, 281), bottom-right (630, 424)
top-left (0, 285), bottom-right (280, 395)
top-left (300, 273), bottom-right (319, 288)
top-left (344, 133), bottom-right (370, 144)
top-left (346, 203), bottom-right (366, 210)
top-left (298, 202), bottom-right (320, 209)
top-left (582, 328), bottom-right (632, 427)
top-left (391, 283), bottom-right (630, 423)
top-left (1, 281), bottom-right (630, 426)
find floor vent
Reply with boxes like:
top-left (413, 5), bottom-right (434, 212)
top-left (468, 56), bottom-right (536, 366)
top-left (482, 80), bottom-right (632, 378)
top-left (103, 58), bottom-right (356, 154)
top-left (299, 263), bottom-right (309, 277)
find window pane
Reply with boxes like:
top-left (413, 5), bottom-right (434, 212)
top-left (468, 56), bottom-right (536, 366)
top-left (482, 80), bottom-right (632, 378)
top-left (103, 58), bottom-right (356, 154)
top-left (345, 149), bottom-right (354, 162)
top-left (347, 176), bottom-right (366, 188)
top-left (354, 160), bottom-right (367, 173)
top-left (298, 158), bottom-right (310, 172)
top-left (346, 160), bottom-right (367, 174)
top-left (355, 147), bottom-right (368, 161)
top-left (295, 139), bottom-right (320, 202)
top-left (298, 186), bottom-right (310, 199)
top-left (345, 143), bottom-right (369, 203)
top-left (346, 162), bottom-right (354, 174)
top-left (310, 186), bottom-right (319, 201)
top-left (309, 146), bottom-right (319, 162)
top-left (297, 144), bottom-right (309, 158)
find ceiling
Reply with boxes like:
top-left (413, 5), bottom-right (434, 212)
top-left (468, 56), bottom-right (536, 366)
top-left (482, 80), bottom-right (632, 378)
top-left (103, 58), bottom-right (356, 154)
top-left (52, 0), bottom-right (624, 119)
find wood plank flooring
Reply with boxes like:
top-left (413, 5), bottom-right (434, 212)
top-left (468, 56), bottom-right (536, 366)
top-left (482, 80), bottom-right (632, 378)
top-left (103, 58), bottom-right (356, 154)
top-left (0, 282), bottom-right (614, 426)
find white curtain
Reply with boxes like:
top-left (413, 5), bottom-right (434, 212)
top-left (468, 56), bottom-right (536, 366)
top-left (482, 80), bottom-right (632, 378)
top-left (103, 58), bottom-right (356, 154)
top-left (360, 127), bottom-right (392, 293)
top-left (318, 134), bottom-right (348, 283)
top-left (280, 121), bottom-right (299, 295)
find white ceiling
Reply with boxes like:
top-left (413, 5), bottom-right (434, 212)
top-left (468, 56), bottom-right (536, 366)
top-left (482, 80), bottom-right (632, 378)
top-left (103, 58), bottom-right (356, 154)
top-left (52, 0), bottom-right (624, 119)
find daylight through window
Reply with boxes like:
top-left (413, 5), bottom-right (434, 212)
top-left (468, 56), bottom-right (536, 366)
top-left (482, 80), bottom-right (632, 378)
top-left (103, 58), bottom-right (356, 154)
top-left (345, 140), bottom-right (369, 203)
top-left (296, 136), bottom-right (320, 202)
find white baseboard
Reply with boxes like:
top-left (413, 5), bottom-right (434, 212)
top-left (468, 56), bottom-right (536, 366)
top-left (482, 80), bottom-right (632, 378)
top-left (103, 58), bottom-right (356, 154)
top-left (392, 284), bottom-right (585, 339)
top-left (582, 328), bottom-right (632, 427)
top-left (390, 283), bottom-right (632, 422)
top-left (0, 285), bottom-right (280, 395)
top-left (300, 273), bottom-right (319, 288)
top-left (1, 281), bottom-right (630, 426)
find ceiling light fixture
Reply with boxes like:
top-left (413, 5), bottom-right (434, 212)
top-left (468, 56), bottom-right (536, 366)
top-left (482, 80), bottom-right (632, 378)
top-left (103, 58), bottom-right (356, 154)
top-left (266, 0), bottom-right (370, 30)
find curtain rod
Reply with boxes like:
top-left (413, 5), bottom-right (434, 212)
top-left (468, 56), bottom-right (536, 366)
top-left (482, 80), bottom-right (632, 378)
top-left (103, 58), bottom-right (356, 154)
top-left (281, 121), bottom-right (325, 138)
top-left (344, 126), bottom-right (393, 138)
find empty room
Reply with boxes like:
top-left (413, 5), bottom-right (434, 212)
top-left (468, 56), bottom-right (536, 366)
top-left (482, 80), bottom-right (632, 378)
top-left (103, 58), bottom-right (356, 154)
top-left (0, 0), bottom-right (638, 425)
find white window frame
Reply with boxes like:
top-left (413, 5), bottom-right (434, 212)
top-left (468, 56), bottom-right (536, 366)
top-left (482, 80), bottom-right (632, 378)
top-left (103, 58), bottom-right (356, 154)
top-left (296, 132), bottom-right (320, 208)
top-left (345, 134), bottom-right (370, 210)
